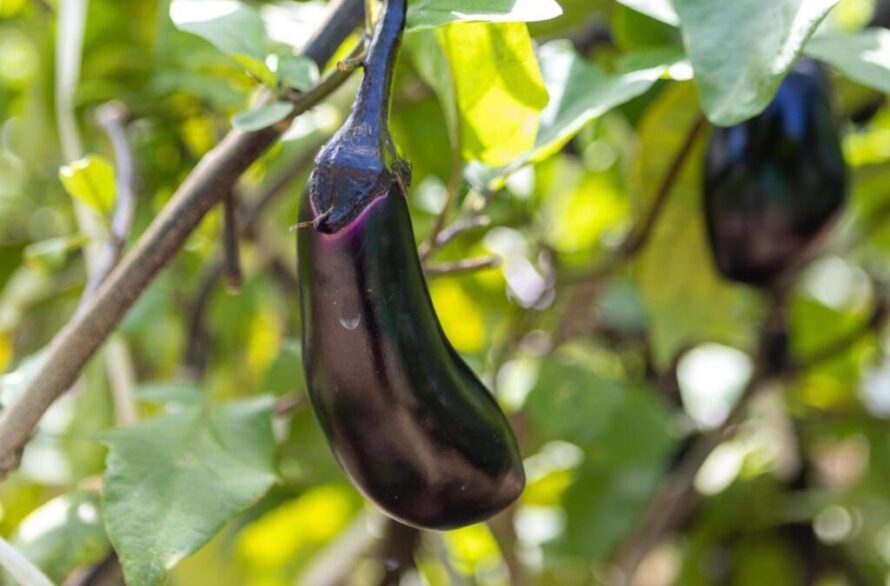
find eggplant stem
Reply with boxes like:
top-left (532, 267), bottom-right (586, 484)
top-left (351, 0), bottom-right (406, 136)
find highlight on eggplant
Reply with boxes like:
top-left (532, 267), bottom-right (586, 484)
top-left (703, 58), bottom-right (848, 288)
top-left (296, 0), bottom-right (525, 530)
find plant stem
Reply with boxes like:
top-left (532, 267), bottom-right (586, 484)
top-left (424, 256), bottom-right (500, 278)
top-left (561, 114), bottom-right (707, 287)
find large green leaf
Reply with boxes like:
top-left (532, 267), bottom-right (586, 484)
top-left (526, 356), bottom-right (675, 558)
top-left (405, 28), bottom-right (460, 150)
top-left (635, 83), bottom-right (759, 367)
top-left (532, 41), bottom-right (670, 160)
top-left (11, 491), bottom-right (109, 583)
top-left (435, 22), bottom-right (549, 166)
top-left (614, 0), bottom-right (679, 25)
top-left (466, 43), bottom-right (686, 189)
top-left (804, 28), bottom-right (890, 94)
top-left (169, 0), bottom-right (267, 61)
top-left (407, 0), bottom-right (563, 31)
top-left (100, 397), bottom-right (278, 586)
top-left (672, 0), bottom-right (839, 125)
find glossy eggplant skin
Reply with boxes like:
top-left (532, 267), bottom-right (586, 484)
top-left (298, 186), bottom-right (524, 529)
top-left (704, 59), bottom-right (847, 287)
top-left (296, 0), bottom-right (524, 530)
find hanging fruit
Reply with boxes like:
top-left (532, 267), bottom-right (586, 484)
top-left (703, 59), bottom-right (847, 287)
top-left (296, 0), bottom-right (524, 530)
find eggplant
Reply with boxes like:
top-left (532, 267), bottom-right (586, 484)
top-left (703, 59), bottom-right (847, 287)
top-left (872, 0), bottom-right (890, 28)
top-left (296, 0), bottom-right (524, 530)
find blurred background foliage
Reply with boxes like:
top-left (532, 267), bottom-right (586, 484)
top-left (0, 0), bottom-right (889, 584)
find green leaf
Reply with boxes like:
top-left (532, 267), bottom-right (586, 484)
top-left (58, 155), bottom-right (116, 217)
top-left (23, 235), bottom-right (88, 272)
top-left (616, 45), bottom-right (691, 79)
top-left (612, 4), bottom-right (681, 52)
top-left (100, 397), bottom-right (278, 586)
top-left (526, 356), bottom-right (675, 558)
top-left (169, 0), bottom-right (267, 61)
top-left (436, 22), bottom-right (549, 166)
top-left (137, 381), bottom-right (206, 406)
top-left (11, 491), bottom-right (109, 583)
top-left (532, 41), bottom-right (666, 159)
top-left (614, 0), bottom-right (679, 26)
top-left (231, 101), bottom-right (294, 131)
top-left (672, 0), bottom-right (839, 125)
top-left (464, 42), bottom-right (676, 189)
top-left (804, 28), bottom-right (890, 94)
top-left (233, 54), bottom-right (277, 87)
top-left (405, 29), bottom-right (460, 148)
top-left (269, 52), bottom-right (319, 91)
top-left (635, 83), bottom-right (760, 367)
top-left (407, 0), bottom-right (563, 31)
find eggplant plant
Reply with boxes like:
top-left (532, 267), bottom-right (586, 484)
top-left (296, 0), bottom-right (525, 530)
top-left (703, 59), bottom-right (847, 288)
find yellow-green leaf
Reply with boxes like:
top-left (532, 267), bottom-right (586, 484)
top-left (634, 83), bottom-right (760, 367)
top-left (58, 155), bottom-right (115, 218)
top-left (23, 235), bottom-right (88, 272)
top-left (436, 22), bottom-right (548, 166)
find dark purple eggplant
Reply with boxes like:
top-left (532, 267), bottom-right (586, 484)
top-left (703, 59), bottom-right (847, 287)
top-left (296, 0), bottom-right (524, 530)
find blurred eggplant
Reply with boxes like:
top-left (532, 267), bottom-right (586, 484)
top-left (703, 59), bottom-right (847, 287)
top-left (872, 0), bottom-right (890, 28)
top-left (296, 0), bottom-right (524, 529)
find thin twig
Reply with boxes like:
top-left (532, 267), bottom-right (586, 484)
top-left (488, 506), bottom-right (528, 586)
top-left (561, 114), bottom-right (707, 286)
top-left (222, 190), bottom-right (242, 293)
top-left (182, 147), bottom-right (317, 373)
top-left (95, 101), bottom-right (140, 429)
top-left (80, 101), bottom-right (138, 303)
top-left (0, 0), bottom-right (365, 478)
top-left (377, 520), bottom-right (421, 586)
top-left (610, 310), bottom-right (780, 584)
top-left (183, 263), bottom-right (224, 378)
top-left (424, 256), bottom-right (500, 278)
top-left (796, 293), bottom-right (887, 371)
top-left (241, 146), bottom-right (321, 238)
top-left (433, 215), bottom-right (491, 250)
top-left (611, 285), bottom-right (889, 582)
top-left (552, 114), bottom-right (706, 346)
top-left (428, 533), bottom-right (470, 586)
top-left (297, 513), bottom-right (385, 586)
top-left (273, 391), bottom-right (306, 416)
top-left (0, 535), bottom-right (54, 586)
